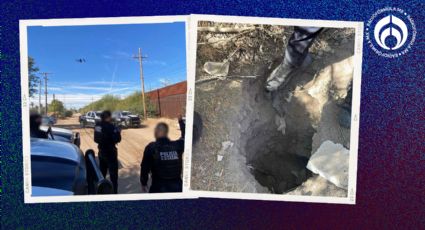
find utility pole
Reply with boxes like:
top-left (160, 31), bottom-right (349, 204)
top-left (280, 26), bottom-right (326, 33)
top-left (38, 78), bottom-right (42, 114)
top-left (40, 72), bottom-right (52, 115)
top-left (133, 48), bottom-right (148, 119)
top-left (53, 94), bottom-right (56, 116)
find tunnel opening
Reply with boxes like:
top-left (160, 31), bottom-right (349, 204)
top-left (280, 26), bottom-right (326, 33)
top-left (234, 65), bottom-right (317, 194)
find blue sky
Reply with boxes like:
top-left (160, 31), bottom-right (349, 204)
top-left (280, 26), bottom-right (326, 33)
top-left (28, 22), bottom-right (186, 109)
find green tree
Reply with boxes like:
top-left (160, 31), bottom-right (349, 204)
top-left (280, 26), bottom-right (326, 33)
top-left (48, 99), bottom-right (65, 115)
top-left (78, 92), bottom-right (158, 118)
top-left (28, 57), bottom-right (39, 97)
top-left (64, 110), bottom-right (73, 117)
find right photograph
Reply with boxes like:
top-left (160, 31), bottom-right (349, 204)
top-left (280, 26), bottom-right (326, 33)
top-left (187, 16), bottom-right (362, 202)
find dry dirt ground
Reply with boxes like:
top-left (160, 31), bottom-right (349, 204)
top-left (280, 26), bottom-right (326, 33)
top-left (55, 114), bottom-right (181, 194)
top-left (191, 22), bottom-right (354, 195)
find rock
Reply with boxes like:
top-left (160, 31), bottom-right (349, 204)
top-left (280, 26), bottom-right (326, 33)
top-left (285, 175), bottom-right (347, 197)
top-left (217, 154), bottom-right (224, 161)
top-left (217, 141), bottom-right (234, 156)
top-left (221, 141), bottom-right (233, 150)
top-left (307, 140), bottom-right (349, 189)
top-left (215, 170), bottom-right (223, 177)
top-left (275, 115), bottom-right (286, 135)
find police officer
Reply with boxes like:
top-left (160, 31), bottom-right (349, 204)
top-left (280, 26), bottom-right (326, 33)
top-left (140, 116), bottom-right (185, 193)
top-left (94, 110), bottom-right (121, 194)
top-left (265, 27), bottom-right (323, 92)
top-left (30, 113), bottom-right (49, 138)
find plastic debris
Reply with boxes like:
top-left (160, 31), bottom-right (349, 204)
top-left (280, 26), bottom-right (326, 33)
top-left (203, 61), bottom-right (230, 76)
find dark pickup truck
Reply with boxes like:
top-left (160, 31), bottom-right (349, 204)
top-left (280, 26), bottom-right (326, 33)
top-left (79, 111), bottom-right (102, 128)
top-left (112, 110), bottom-right (141, 128)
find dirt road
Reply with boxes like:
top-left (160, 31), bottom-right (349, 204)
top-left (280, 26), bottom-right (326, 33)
top-left (55, 114), bottom-right (181, 194)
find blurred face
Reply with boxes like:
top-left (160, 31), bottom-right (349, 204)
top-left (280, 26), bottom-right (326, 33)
top-left (154, 125), bottom-right (168, 139)
top-left (104, 116), bottom-right (112, 123)
top-left (35, 117), bottom-right (42, 126)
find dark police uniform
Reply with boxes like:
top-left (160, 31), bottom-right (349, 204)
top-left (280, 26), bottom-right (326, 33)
top-left (30, 127), bottom-right (48, 139)
top-left (266, 27), bottom-right (323, 92)
top-left (94, 121), bottom-right (121, 194)
top-left (140, 119), bottom-right (185, 193)
top-left (30, 114), bottom-right (49, 139)
top-left (285, 27), bottom-right (323, 67)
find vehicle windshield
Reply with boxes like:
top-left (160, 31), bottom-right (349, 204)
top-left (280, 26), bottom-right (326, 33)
top-left (121, 112), bottom-right (131, 116)
top-left (95, 112), bottom-right (102, 117)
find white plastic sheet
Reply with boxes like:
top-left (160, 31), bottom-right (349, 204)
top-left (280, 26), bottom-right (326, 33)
top-left (203, 61), bottom-right (229, 76)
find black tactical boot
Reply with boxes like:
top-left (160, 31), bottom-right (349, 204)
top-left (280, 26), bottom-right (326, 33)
top-left (265, 62), bottom-right (297, 92)
top-left (265, 54), bottom-right (312, 93)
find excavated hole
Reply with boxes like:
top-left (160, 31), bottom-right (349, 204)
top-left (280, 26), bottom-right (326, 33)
top-left (244, 123), bottom-right (312, 194)
top-left (238, 70), bottom-right (315, 194)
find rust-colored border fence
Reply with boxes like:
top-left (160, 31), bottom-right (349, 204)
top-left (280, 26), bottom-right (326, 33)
top-left (146, 81), bottom-right (187, 118)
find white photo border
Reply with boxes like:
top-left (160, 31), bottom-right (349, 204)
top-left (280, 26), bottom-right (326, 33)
top-left (20, 15), bottom-right (197, 203)
top-left (183, 14), bottom-right (363, 204)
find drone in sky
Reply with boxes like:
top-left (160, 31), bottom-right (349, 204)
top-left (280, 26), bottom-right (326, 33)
top-left (75, 58), bottom-right (86, 63)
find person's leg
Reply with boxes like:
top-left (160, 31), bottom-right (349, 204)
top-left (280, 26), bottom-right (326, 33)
top-left (148, 179), bottom-right (182, 193)
top-left (266, 27), bottom-right (323, 92)
top-left (108, 155), bottom-right (119, 194)
top-left (285, 27), bottom-right (323, 67)
top-left (99, 154), bottom-right (108, 178)
top-left (168, 179), bottom-right (183, 192)
top-left (158, 179), bottom-right (182, 193)
top-left (149, 181), bottom-right (160, 193)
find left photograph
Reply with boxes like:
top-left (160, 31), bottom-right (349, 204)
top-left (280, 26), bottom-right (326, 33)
top-left (20, 16), bottom-right (190, 202)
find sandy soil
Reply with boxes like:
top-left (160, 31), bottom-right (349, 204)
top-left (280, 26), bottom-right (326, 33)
top-left (55, 114), bottom-right (181, 194)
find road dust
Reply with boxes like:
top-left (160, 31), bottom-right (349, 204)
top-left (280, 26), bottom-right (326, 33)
top-left (56, 114), bottom-right (181, 194)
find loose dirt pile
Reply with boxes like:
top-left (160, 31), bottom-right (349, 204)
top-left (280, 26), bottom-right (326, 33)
top-left (191, 22), bottom-right (354, 195)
